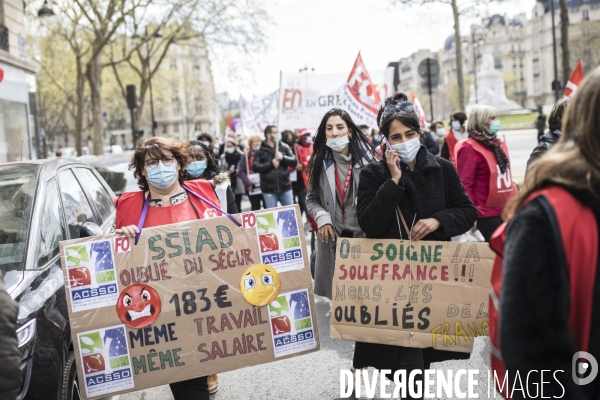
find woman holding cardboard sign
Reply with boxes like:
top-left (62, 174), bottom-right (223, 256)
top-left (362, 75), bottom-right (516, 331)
top-left (115, 137), bottom-right (232, 400)
top-left (355, 92), bottom-right (477, 398)
top-left (306, 108), bottom-right (377, 300)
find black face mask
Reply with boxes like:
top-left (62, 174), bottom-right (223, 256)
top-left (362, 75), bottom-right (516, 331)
top-left (284, 139), bottom-right (295, 147)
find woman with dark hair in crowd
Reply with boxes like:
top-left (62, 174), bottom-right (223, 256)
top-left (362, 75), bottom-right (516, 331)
top-left (114, 137), bottom-right (224, 400)
top-left (354, 92), bottom-right (477, 398)
top-left (238, 135), bottom-right (266, 211)
top-left (306, 108), bottom-right (377, 300)
top-left (219, 137), bottom-right (244, 212)
top-left (526, 98), bottom-right (570, 172)
top-left (493, 66), bottom-right (600, 399)
top-left (455, 105), bottom-right (517, 241)
top-left (282, 129), bottom-right (313, 217)
top-left (187, 140), bottom-right (238, 214)
top-left (441, 110), bottom-right (468, 163)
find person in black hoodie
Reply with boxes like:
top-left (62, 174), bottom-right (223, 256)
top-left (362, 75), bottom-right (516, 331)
top-left (499, 66), bottom-right (600, 399)
top-left (526, 98), bottom-right (569, 173)
top-left (252, 125), bottom-right (297, 208)
top-left (219, 138), bottom-right (244, 212)
top-left (355, 92), bottom-right (477, 399)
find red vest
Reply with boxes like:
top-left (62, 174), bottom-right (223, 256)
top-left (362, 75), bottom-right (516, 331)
top-left (489, 186), bottom-right (598, 398)
top-left (115, 180), bottom-right (222, 229)
top-left (445, 131), bottom-right (458, 164)
top-left (455, 138), bottom-right (517, 208)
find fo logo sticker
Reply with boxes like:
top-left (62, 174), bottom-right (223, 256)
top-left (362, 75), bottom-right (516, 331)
top-left (114, 236), bottom-right (131, 253)
top-left (573, 351), bottom-right (598, 385)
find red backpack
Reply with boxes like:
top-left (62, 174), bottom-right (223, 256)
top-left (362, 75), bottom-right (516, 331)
top-left (489, 186), bottom-right (598, 398)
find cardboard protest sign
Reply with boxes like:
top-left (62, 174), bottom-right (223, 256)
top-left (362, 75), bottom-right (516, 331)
top-left (330, 238), bottom-right (494, 353)
top-left (60, 205), bottom-right (319, 400)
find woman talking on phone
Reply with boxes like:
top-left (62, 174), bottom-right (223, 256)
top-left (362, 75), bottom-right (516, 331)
top-left (355, 92), bottom-right (477, 398)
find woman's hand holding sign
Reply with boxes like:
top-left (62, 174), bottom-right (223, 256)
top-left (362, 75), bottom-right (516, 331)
top-left (116, 225), bottom-right (139, 238)
top-left (411, 218), bottom-right (441, 241)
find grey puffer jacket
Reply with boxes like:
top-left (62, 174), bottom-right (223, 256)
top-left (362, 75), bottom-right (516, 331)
top-left (306, 152), bottom-right (372, 299)
top-left (0, 277), bottom-right (21, 400)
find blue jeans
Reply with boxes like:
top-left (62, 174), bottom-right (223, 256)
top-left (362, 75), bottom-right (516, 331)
top-left (262, 190), bottom-right (293, 208)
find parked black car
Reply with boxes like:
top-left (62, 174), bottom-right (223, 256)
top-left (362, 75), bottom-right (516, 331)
top-left (0, 159), bottom-right (116, 400)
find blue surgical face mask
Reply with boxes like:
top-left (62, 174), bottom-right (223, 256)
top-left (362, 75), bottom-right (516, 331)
top-left (147, 161), bottom-right (178, 189)
top-left (488, 120), bottom-right (501, 135)
top-left (326, 135), bottom-right (350, 153)
top-left (187, 160), bottom-right (207, 179)
top-left (436, 128), bottom-right (446, 137)
top-left (451, 121), bottom-right (461, 131)
top-left (391, 137), bottom-right (421, 163)
top-left (226, 148), bottom-right (235, 154)
top-left (272, 132), bottom-right (282, 142)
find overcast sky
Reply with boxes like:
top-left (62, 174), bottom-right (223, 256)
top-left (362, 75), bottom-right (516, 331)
top-left (212, 0), bottom-right (536, 99)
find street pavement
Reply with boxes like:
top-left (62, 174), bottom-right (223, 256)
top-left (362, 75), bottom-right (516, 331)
top-left (114, 131), bottom-right (538, 399)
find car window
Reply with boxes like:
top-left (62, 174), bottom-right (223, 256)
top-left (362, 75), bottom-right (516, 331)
top-left (0, 164), bottom-right (38, 274)
top-left (37, 180), bottom-right (65, 267)
top-left (58, 169), bottom-right (97, 239)
top-left (76, 168), bottom-right (115, 223)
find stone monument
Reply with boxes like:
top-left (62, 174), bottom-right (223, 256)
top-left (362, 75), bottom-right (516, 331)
top-left (466, 52), bottom-right (523, 114)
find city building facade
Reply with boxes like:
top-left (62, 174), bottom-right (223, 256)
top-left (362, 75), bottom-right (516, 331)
top-left (0, 0), bottom-right (38, 162)
top-left (391, 0), bottom-right (600, 116)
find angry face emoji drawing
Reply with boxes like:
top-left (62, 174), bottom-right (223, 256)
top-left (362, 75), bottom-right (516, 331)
top-left (240, 264), bottom-right (281, 306)
top-left (116, 284), bottom-right (162, 328)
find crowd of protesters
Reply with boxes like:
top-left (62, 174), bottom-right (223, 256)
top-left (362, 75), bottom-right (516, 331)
top-left (2, 65), bottom-right (600, 400)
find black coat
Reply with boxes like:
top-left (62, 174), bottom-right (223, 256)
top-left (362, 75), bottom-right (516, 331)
top-left (357, 146), bottom-right (477, 241)
top-left (353, 147), bottom-right (477, 372)
top-left (526, 129), bottom-right (561, 173)
top-left (501, 187), bottom-right (600, 399)
top-left (202, 170), bottom-right (239, 214)
top-left (0, 278), bottom-right (21, 400)
top-left (422, 131), bottom-right (440, 156)
top-left (252, 141), bottom-right (297, 194)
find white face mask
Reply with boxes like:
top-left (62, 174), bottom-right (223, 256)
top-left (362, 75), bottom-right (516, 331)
top-left (326, 135), bottom-right (349, 153)
top-left (304, 136), bottom-right (313, 144)
top-left (451, 121), bottom-right (461, 132)
top-left (435, 128), bottom-right (446, 137)
top-left (391, 137), bottom-right (421, 163)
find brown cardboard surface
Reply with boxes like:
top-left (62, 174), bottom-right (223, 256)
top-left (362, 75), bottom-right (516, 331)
top-left (330, 238), bottom-right (494, 353)
top-left (59, 205), bottom-right (319, 400)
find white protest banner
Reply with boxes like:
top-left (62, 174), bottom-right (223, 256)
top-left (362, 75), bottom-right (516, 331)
top-left (278, 58), bottom-right (394, 131)
top-left (240, 91), bottom-right (280, 135)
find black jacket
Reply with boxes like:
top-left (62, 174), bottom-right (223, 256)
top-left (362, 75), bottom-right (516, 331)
top-left (0, 278), bottom-right (21, 400)
top-left (357, 146), bottom-right (477, 241)
top-left (353, 147), bottom-right (477, 373)
top-left (526, 129), bottom-right (561, 173)
top-left (252, 141), bottom-right (297, 194)
top-left (501, 187), bottom-right (600, 399)
top-left (422, 131), bottom-right (440, 156)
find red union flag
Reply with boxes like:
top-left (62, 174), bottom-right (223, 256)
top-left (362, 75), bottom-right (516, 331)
top-left (564, 59), bottom-right (584, 99)
top-left (341, 53), bottom-right (382, 128)
top-left (412, 92), bottom-right (427, 130)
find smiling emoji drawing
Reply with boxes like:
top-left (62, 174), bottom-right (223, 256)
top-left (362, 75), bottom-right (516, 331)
top-left (116, 284), bottom-right (162, 328)
top-left (240, 264), bottom-right (281, 306)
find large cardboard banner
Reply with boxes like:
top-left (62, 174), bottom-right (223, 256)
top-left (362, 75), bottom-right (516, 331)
top-left (330, 238), bottom-right (494, 353)
top-left (60, 206), bottom-right (319, 400)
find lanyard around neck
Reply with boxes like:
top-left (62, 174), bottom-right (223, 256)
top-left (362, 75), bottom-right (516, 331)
top-left (334, 161), bottom-right (353, 224)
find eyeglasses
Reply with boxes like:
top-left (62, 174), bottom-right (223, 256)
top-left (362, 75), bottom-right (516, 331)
top-left (381, 102), bottom-right (414, 123)
top-left (145, 156), bottom-right (175, 168)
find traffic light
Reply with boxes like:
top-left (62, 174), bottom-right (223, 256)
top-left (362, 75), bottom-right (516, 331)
top-left (126, 85), bottom-right (138, 110)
